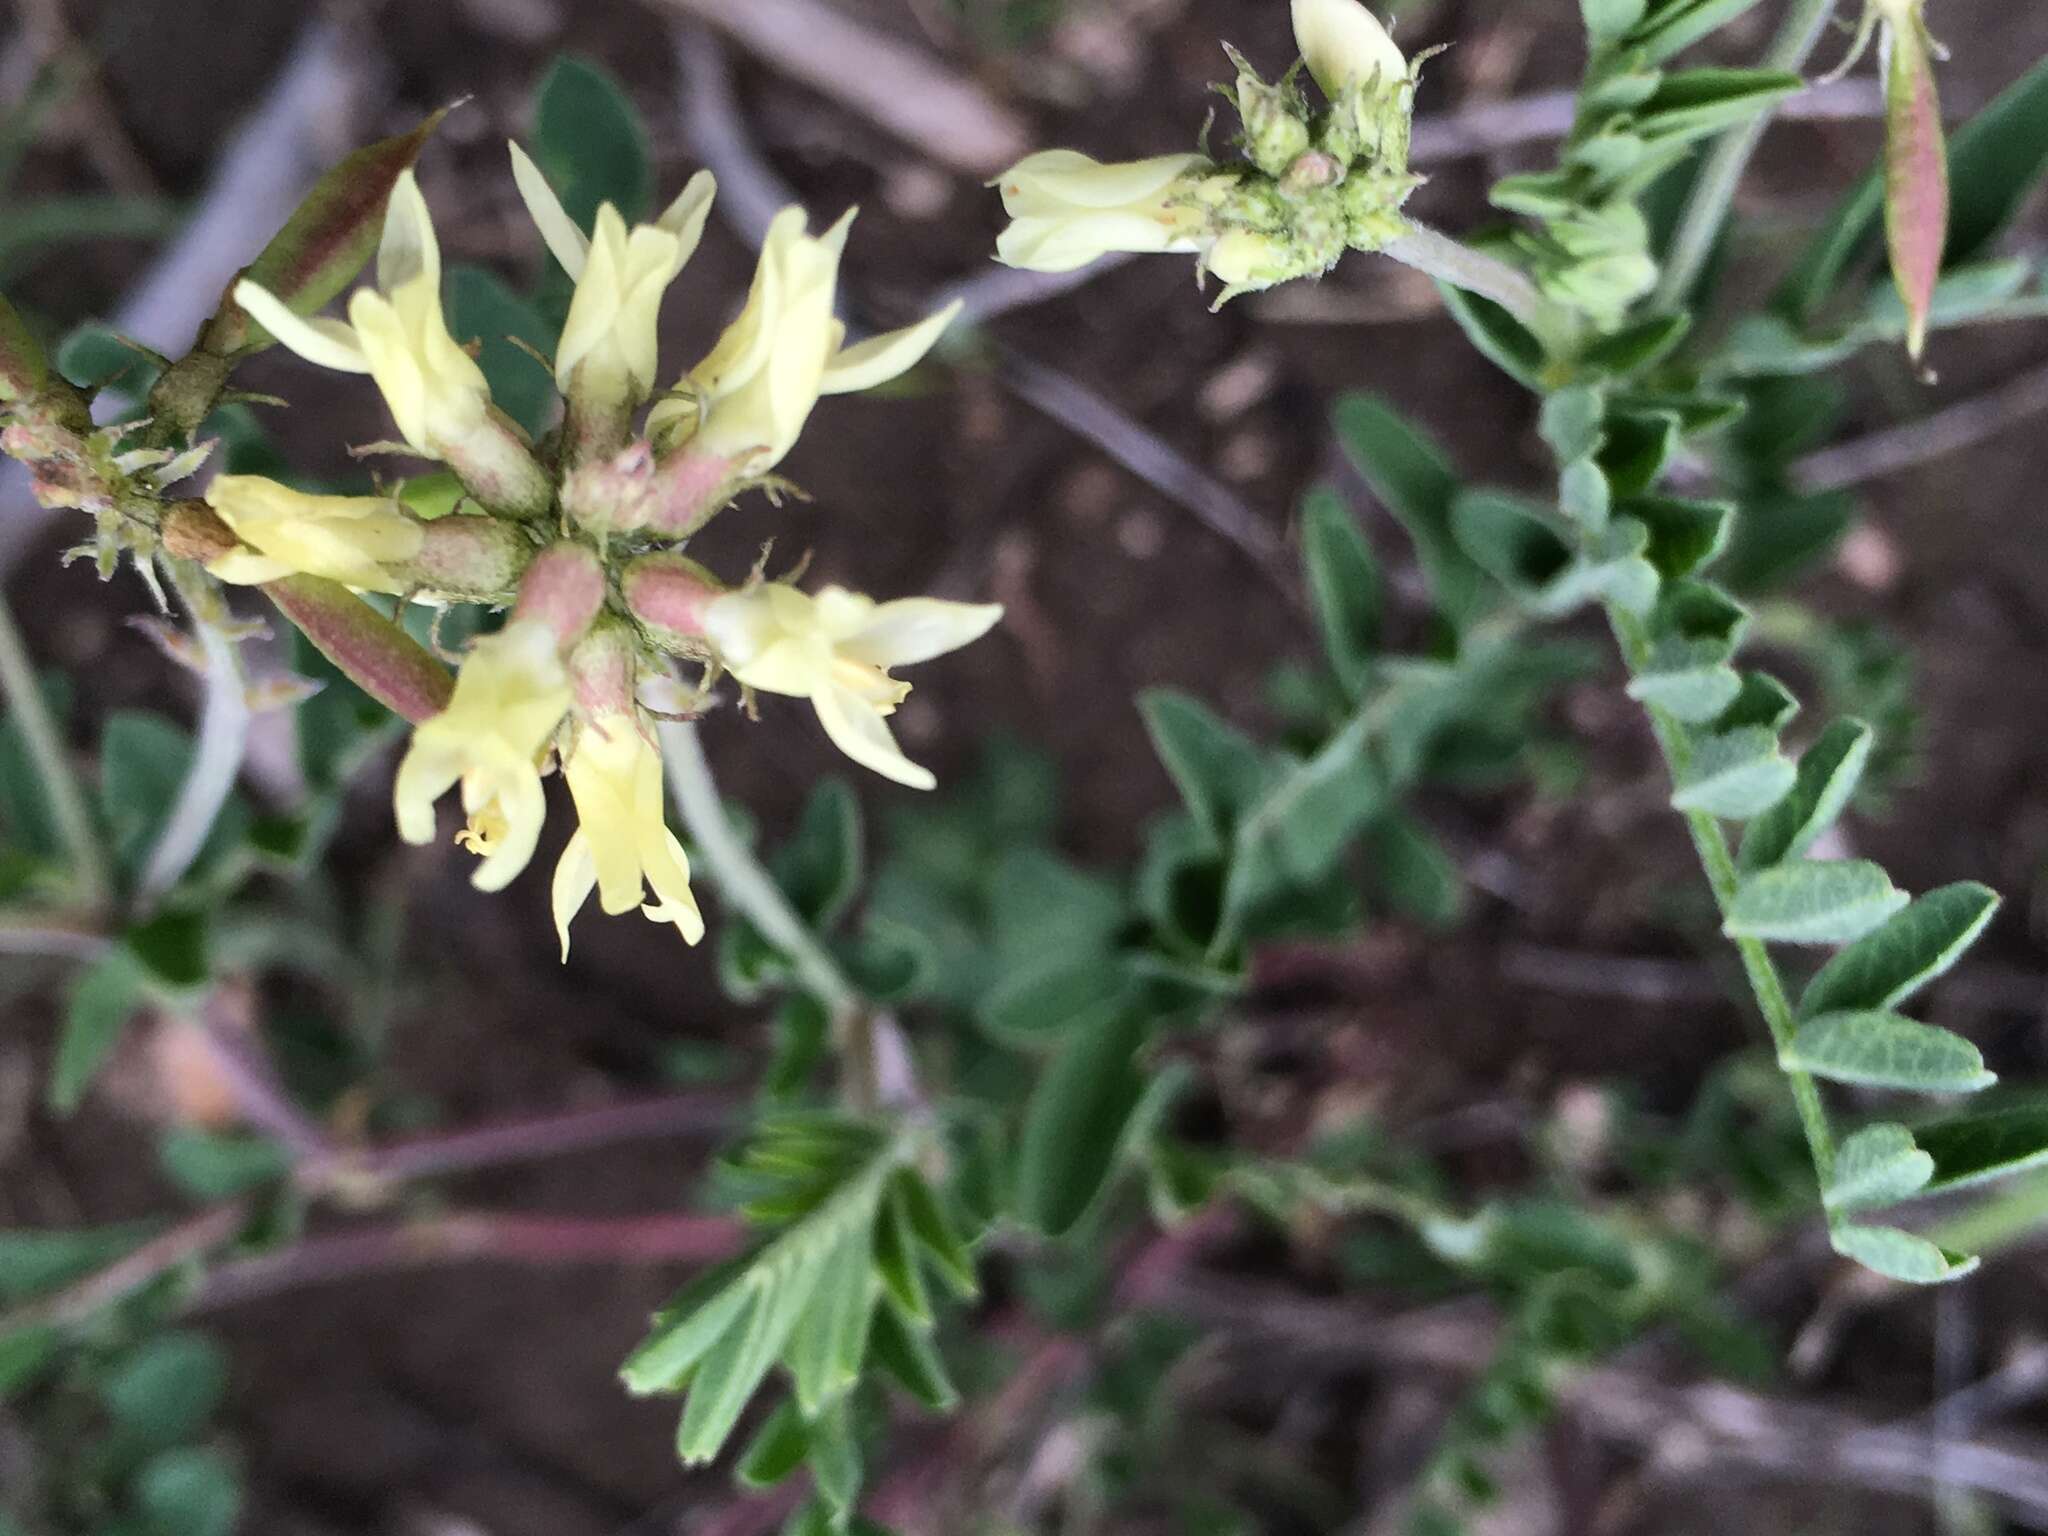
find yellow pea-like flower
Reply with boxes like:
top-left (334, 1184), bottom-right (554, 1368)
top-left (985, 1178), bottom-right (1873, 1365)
top-left (509, 143), bottom-right (717, 411)
top-left (233, 171), bottom-right (490, 459)
top-left (703, 582), bottom-right (1002, 791)
top-left (991, 150), bottom-right (1211, 274)
top-left (393, 618), bottom-right (571, 892)
top-left (551, 712), bottom-right (704, 959)
top-left (203, 475), bottom-right (422, 592)
top-left (1290, 0), bottom-right (1406, 98)
top-left (647, 206), bottom-right (960, 472)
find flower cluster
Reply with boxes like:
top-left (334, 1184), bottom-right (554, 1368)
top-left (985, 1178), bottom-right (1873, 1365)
top-left (992, 0), bottom-right (1423, 304)
top-left (194, 152), bottom-right (1000, 958)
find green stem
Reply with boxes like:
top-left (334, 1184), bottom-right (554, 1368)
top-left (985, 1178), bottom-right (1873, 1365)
top-left (657, 718), bottom-right (863, 1024)
top-left (1384, 221), bottom-right (1555, 335)
top-left (0, 585), bottom-right (111, 913)
top-left (1654, 0), bottom-right (1843, 310)
top-left (137, 562), bottom-right (251, 913)
top-left (1607, 606), bottom-right (1837, 1188)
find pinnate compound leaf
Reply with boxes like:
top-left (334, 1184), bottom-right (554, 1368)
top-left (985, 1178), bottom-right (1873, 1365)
top-left (1723, 860), bottom-right (1906, 946)
top-left (1782, 1011), bottom-right (1994, 1094)
top-left (1738, 719), bottom-right (1873, 872)
top-left (1829, 1224), bottom-right (1978, 1285)
top-left (1825, 1123), bottom-right (1935, 1211)
top-left (1799, 883), bottom-right (2000, 1018)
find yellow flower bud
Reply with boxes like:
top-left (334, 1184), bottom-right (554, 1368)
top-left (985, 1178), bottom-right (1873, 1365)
top-left (552, 711), bottom-right (704, 959)
top-left (1206, 229), bottom-right (1295, 291)
top-left (233, 172), bottom-right (491, 459)
top-left (992, 150), bottom-right (1211, 273)
top-left (1290, 0), bottom-right (1406, 99)
top-left (202, 475), bottom-right (423, 592)
top-left (646, 207), bottom-right (959, 473)
top-left (392, 618), bottom-right (571, 892)
top-left (704, 582), bottom-right (1002, 791)
top-left (509, 143), bottom-right (716, 410)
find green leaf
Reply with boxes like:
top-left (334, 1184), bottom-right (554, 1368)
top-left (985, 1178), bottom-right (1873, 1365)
top-left (135, 1447), bottom-right (242, 1536)
top-left (0, 1326), bottom-right (58, 1399)
top-left (1539, 386), bottom-right (1606, 464)
top-left (1300, 487), bottom-right (1381, 697)
top-left (125, 907), bottom-right (209, 992)
top-left (1452, 490), bottom-right (1574, 605)
top-left (534, 55), bottom-right (652, 230)
top-left (1628, 662), bottom-right (1740, 721)
top-left (1015, 1011), bottom-right (1147, 1236)
top-left (0, 291), bottom-right (48, 403)
top-left (1945, 53), bottom-right (2048, 270)
top-left (1799, 883), bottom-right (2001, 1017)
top-left (1829, 1224), bottom-right (1978, 1284)
top-left (869, 1296), bottom-right (958, 1411)
top-left (736, 1400), bottom-right (811, 1488)
top-left (1711, 672), bottom-right (1800, 735)
top-left (1436, 281), bottom-right (1546, 390)
top-left (1782, 1011), bottom-right (1994, 1093)
top-left (891, 1169), bottom-right (977, 1300)
top-left (444, 265), bottom-right (558, 439)
top-left (1825, 1123), bottom-right (1935, 1211)
top-left (1578, 311), bottom-right (1691, 376)
top-left (1138, 691), bottom-right (1272, 841)
top-left (976, 953), bottom-right (1131, 1047)
top-left (1622, 495), bottom-right (1732, 580)
top-left (808, 1400), bottom-right (862, 1515)
top-left (1332, 393), bottom-right (1490, 629)
top-left (1582, 0), bottom-right (1649, 44)
top-left (1599, 411), bottom-right (1681, 495)
top-left (1738, 719), bottom-right (1872, 872)
top-left (775, 779), bottom-right (865, 932)
top-left (57, 322), bottom-right (161, 395)
top-left (1918, 1104), bottom-right (2048, 1193)
top-left (1623, 0), bottom-right (1765, 62)
top-left (159, 1130), bottom-right (292, 1200)
top-left (1363, 813), bottom-right (1465, 929)
top-left (1634, 68), bottom-right (1804, 142)
top-left (1669, 727), bottom-right (1795, 820)
top-left (50, 948), bottom-right (145, 1113)
top-left (1722, 860), bottom-right (1907, 945)
top-left (102, 1332), bottom-right (229, 1448)
top-left (0, 1222), bottom-right (152, 1301)
top-left (100, 712), bottom-right (193, 876)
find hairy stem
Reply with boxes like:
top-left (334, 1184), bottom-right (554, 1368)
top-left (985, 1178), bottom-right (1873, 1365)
top-left (1654, 0), bottom-right (1842, 310)
top-left (1607, 606), bottom-right (1837, 1187)
top-left (0, 583), bottom-right (111, 912)
top-left (137, 561), bottom-right (251, 911)
top-left (659, 718), bottom-right (863, 1019)
top-left (1385, 221), bottom-right (1554, 334)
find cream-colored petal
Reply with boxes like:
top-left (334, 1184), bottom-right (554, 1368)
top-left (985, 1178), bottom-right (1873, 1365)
top-left (205, 549), bottom-right (294, 586)
top-left (993, 150), bottom-right (1203, 214)
top-left (378, 170), bottom-right (441, 293)
top-left (819, 300), bottom-right (961, 397)
top-left (552, 832), bottom-right (598, 961)
top-left (656, 169), bottom-right (718, 279)
top-left (509, 141), bottom-right (590, 279)
top-left (1291, 0), bottom-right (1405, 96)
top-left (813, 682), bottom-right (935, 790)
top-left (393, 742), bottom-right (461, 846)
top-left (232, 281), bottom-right (371, 372)
top-left (641, 831), bottom-right (705, 945)
top-left (349, 291), bottom-right (431, 451)
top-left (470, 769), bottom-right (547, 892)
top-left (843, 598), bottom-right (1003, 669)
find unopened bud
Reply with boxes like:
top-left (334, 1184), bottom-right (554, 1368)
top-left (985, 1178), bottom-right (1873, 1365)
top-left (563, 439), bottom-right (660, 536)
top-left (1291, 0), bottom-right (1405, 101)
top-left (161, 501), bottom-right (240, 563)
top-left (511, 542), bottom-right (607, 648)
top-left (440, 409), bottom-right (555, 521)
top-left (643, 447), bottom-right (743, 539)
top-left (567, 622), bottom-right (638, 718)
top-left (622, 552), bottom-right (724, 650)
top-left (1233, 60), bottom-right (1312, 179)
